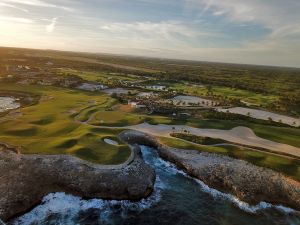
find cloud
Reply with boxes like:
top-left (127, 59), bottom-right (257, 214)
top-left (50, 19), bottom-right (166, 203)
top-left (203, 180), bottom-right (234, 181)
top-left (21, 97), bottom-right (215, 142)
top-left (100, 21), bottom-right (216, 40)
top-left (2, 0), bottom-right (74, 11)
top-left (0, 16), bottom-right (33, 23)
top-left (184, 0), bottom-right (300, 33)
top-left (46, 17), bottom-right (57, 33)
top-left (0, 0), bottom-right (299, 67)
top-left (0, 2), bottom-right (29, 12)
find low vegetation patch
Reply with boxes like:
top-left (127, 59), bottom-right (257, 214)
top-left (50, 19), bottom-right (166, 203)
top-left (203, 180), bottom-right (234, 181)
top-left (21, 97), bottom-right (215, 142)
top-left (170, 133), bottom-right (226, 145)
top-left (159, 137), bottom-right (300, 182)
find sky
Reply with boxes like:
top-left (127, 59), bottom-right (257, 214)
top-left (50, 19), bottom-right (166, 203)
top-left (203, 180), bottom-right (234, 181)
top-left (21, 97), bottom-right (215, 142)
top-left (0, 0), bottom-right (300, 67)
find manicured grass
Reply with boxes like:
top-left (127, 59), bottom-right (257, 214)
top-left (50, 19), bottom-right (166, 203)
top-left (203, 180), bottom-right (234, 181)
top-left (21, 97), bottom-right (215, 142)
top-left (250, 125), bottom-right (300, 148)
top-left (90, 111), bottom-right (145, 126)
top-left (0, 84), bottom-right (130, 165)
top-left (0, 83), bottom-right (298, 167)
top-left (169, 82), bottom-right (278, 107)
top-left (170, 133), bottom-right (227, 145)
top-left (182, 119), bottom-right (300, 148)
top-left (159, 137), bottom-right (300, 182)
top-left (85, 103), bottom-right (300, 148)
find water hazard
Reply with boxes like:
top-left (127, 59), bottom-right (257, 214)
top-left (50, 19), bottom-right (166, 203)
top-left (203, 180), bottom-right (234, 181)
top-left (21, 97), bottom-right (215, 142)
top-left (12, 146), bottom-right (300, 225)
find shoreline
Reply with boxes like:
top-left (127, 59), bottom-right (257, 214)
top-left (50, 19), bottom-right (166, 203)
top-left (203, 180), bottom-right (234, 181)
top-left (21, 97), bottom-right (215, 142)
top-left (1, 129), bottom-right (300, 222)
top-left (0, 145), bottom-right (155, 222)
top-left (119, 130), bottom-right (300, 211)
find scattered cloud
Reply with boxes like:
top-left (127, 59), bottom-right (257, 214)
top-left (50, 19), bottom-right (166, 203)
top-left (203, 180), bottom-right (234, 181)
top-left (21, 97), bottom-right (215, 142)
top-left (0, 0), bottom-right (299, 67)
top-left (2, 0), bottom-right (74, 11)
top-left (46, 17), bottom-right (57, 33)
top-left (0, 2), bottom-right (29, 12)
top-left (0, 15), bottom-right (33, 23)
top-left (100, 21), bottom-right (219, 43)
top-left (184, 0), bottom-right (300, 35)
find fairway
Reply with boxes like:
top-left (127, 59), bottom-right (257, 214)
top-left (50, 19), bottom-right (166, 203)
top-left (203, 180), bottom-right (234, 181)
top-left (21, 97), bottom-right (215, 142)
top-left (0, 83), bottom-right (299, 166)
top-left (169, 82), bottom-right (279, 107)
top-left (0, 84), bottom-right (130, 164)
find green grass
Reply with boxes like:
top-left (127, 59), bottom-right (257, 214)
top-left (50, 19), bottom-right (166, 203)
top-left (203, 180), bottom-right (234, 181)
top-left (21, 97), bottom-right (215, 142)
top-left (250, 125), bottom-right (300, 148)
top-left (182, 119), bottom-right (300, 148)
top-left (159, 136), bottom-right (300, 182)
top-left (58, 68), bottom-right (139, 84)
top-left (169, 82), bottom-right (278, 107)
top-left (0, 83), bottom-right (130, 164)
top-left (170, 133), bottom-right (227, 145)
top-left (0, 82), bottom-right (299, 167)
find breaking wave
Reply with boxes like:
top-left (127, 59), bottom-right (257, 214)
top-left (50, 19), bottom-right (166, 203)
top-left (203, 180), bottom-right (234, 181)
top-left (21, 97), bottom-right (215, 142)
top-left (12, 146), bottom-right (298, 225)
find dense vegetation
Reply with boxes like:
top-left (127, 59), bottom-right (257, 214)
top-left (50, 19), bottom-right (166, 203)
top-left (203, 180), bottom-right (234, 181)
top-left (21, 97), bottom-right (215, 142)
top-left (1, 47), bottom-right (299, 114)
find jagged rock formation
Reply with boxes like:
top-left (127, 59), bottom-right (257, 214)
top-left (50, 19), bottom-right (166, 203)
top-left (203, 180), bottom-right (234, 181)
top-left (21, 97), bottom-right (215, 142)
top-left (0, 145), bottom-right (155, 221)
top-left (119, 130), bottom-right (300, 210)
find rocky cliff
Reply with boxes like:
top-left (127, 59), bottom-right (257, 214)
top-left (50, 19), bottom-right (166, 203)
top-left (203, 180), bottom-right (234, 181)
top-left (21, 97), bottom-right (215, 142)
top-left (119, 130), bottom-right (300, 211)
top-left (0, 145), bottom-right (155, 221)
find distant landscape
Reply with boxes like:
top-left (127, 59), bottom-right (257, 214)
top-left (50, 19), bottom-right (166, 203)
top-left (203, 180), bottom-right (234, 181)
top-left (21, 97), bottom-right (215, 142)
top-left (1, 47), bottom-right (300, 224)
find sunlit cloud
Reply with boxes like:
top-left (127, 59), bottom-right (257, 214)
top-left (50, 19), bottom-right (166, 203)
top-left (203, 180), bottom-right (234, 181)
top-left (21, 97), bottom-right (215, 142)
top-left (100, 21), bottom-right (217, 39)
top-left (0, 16), bottom-right (33, 23)
top-left (2, 0), bottom-right (74, 11)
top-left (46, 17), bottom-right (57, 33)
top-left (0, 0), bottom-right (299, 67)
top-left (0, 2), bottom-right (29, 12)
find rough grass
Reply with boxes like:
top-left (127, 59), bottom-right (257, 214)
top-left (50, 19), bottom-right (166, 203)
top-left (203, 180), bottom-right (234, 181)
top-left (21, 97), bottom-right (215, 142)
top-left (159, 136), bottom-right (300, 182)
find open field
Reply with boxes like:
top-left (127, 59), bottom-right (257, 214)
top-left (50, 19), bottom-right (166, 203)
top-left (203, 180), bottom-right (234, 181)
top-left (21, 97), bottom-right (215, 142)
top-left (169, 82), bottom-right (279, 107)
top-left (31, 53), bottom-right (160, 73)
top-left (0, 84), bottom-right (130, 164)
top-left (159, 136), bottom-right (300, 182)
top-left (58, 68), bottom-right (140, 84)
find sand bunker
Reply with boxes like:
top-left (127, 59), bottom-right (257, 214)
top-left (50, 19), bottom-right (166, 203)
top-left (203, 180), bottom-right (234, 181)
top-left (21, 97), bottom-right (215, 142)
top-left (126, 123), bottom-right (300, 158)
top-left (104, 138), bottom-right (119, 145)
top-left (0, 97), bottom-right (20, 113)
top-left (217, 107), bottom-right (300, 127)
top-left (172, 95), bottom-right (214, 107)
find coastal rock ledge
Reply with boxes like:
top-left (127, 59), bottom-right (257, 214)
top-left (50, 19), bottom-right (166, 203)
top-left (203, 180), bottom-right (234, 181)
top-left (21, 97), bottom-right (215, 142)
top-left (0, 146), bottom-right (155, 222)
top-left (119, 130), bottom-right (300, 211)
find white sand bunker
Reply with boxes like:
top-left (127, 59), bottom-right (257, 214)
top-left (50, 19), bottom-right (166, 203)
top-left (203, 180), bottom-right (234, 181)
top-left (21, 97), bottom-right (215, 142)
top-left (103, 138), bottom-right (119, 145)
top-left (0, 97), bottom-right (20, 112)
top-left (172, 95), bottom-right (214, 107)
top-left (217, 107), bottom-right (300, 127)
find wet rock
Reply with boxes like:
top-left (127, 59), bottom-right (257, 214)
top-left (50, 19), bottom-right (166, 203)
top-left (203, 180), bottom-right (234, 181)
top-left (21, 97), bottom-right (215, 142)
top-left (0, 146), bottom-right (155, 221)
top-left (119, 130), bottom-right (300, 211)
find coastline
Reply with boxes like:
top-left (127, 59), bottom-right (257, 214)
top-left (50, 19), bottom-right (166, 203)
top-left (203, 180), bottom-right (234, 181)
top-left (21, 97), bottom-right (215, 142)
top-left (119, 130), bottom-right (300, 211)
top-left (0, 145), bottom-right (155, 221)
top-left (1, 129), bottom-right (300, 221)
